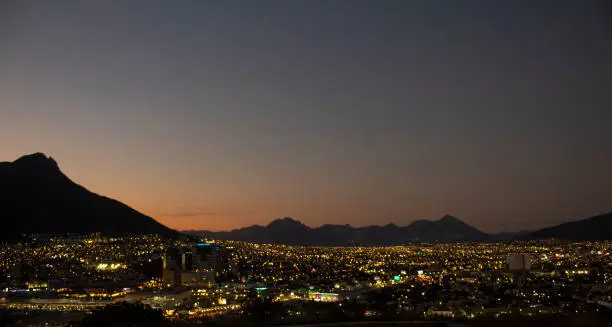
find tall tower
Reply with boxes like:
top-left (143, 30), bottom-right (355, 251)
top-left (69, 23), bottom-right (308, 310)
top-left (162, 247), bottom-right (182, 287)
top-left (507, 254), bottom-right (531, 286)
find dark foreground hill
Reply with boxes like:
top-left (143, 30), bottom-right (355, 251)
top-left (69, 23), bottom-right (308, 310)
top-left (0, 153), bottom-right (178, 239)
top-left (521, 212), bottom-right (612, 241)
top-left (186, 215), bottom-right (490, 246)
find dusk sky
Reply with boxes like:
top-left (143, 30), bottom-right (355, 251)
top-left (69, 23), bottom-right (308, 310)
top-left (1, 1), bottom-right (611, 232)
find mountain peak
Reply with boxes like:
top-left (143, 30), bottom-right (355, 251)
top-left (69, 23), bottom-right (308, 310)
top-left (16, 152), bottom-right (51, 161)
top-left (1, 153), bottom-right (178, 239)
top-left (13, 152), bottom-right (59, 171)
top-left (267, 217), bottom-right (308, 228)
top-left (439, 215), bottom-right (461, 222)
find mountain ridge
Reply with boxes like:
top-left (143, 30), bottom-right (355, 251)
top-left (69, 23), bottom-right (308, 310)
top-left (185, 215), bottom-right (489, 245)
top-left (0, 153), bottom-right (179, 240)
top-left (520, 212), bottom-right (612, 241)
top-left (185, 212), bottom-right (612, 245)
top-left (3, 153), bottom-right (609, 244)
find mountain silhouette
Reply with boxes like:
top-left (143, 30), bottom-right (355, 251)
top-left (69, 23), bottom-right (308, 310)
top-left (4, 153), bottom-right (608, 244)
top-left (189, 213), bottom-right (612, 245)
top-left (521, 212), bottom-right (612, 241)
top-left (0, 153), bottom-right (178, 240)
top-left (187, 215), bottom-right (489, 245)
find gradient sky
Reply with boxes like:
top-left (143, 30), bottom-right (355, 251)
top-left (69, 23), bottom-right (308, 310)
top-left (1, 1), bottom-right (611, 232)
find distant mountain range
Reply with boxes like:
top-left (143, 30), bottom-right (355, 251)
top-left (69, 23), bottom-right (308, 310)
top-left (520, 212), bottom-right (612, 241)
top-left (186, 212), bottom-right (612, 245)
top-left (0, 153), bottom-right (178, 240)
top-left (186, 216), bottom-right (490, 246)
top-left (2, 153), bottom-right (610, 244)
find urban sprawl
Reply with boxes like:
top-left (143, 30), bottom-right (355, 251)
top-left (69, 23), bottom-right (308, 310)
top-left (1, 235), bottom-right (611, 325)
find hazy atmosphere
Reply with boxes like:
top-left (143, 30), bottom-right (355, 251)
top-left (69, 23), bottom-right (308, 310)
top-left (2, 0), bottom-right (611, 232)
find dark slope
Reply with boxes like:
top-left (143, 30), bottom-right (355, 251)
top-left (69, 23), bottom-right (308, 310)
top-left (0, 153), bottom-right (178, 239)
top-left (186, 215), bottom-right (488, 245)
top-left (521, 212), bottom-right (612, 241)
top-left (403, 215), bottom-right (489, 242)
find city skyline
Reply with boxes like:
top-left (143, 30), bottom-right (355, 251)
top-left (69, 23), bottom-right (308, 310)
top-left (2, 1), bottom-right (611, 232)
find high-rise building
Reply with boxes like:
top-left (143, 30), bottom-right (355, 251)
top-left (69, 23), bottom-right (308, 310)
top-left (507, 254), bottom-right (531, 271)
top-left (507, 254), bottom-right (531, 286)
top-left (162, 248), bottom-right (183, 287)
top-left (161, 243), bottom-right (229, 287)
top-left (192, 243), bottom-right (220, 284)
top-left (162, 267), bottom-right (181, 287)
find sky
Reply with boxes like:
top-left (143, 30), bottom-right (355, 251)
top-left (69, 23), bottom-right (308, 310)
top-left (1, 1), bottom-right (611, 232)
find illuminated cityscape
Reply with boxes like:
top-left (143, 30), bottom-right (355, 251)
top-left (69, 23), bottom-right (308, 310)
top-left (1, 1), bottom-right (611, 325)
top-left (1, 235), bottom-right (611, 325)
